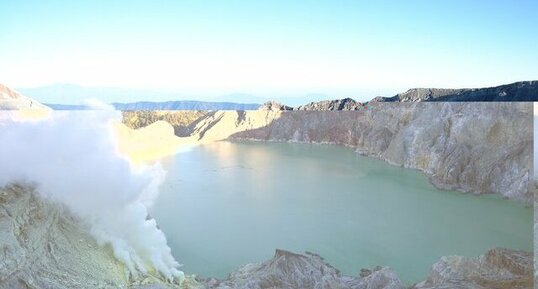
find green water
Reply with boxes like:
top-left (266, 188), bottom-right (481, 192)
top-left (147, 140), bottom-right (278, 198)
top-left (152, 141), bottom-right (532, 284)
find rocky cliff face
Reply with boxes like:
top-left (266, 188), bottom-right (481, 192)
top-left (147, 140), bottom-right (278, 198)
top-left (229, 102), bottom-right (532, 203)
top-left (373, 81), bottom-right (538, 102)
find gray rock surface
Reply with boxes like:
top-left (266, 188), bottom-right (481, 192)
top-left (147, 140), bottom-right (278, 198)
top-left (229, 102), bottom-right (532, 203)
top-left (0, 184), bottom-right (192, 289)
top-left (413, 248), bottom-right (533, 289)
top-left (294, 98), bottom-right (365, 111)
top-left (205, 249), bottom-right (403, 289)
top-left (259, 98), bottom-right (367, 111)
top-left (372, 81), bottom-right (538, 102)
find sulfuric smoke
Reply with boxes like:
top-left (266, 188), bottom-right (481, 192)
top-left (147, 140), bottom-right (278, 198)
top-left (0, 110), bottom-right (184, 281)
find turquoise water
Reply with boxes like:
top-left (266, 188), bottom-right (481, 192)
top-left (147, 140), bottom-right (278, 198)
top-left (152, 141), bottom-right (532, 284)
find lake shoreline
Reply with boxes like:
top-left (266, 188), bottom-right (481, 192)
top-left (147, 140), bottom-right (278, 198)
top-left (154, 141), bottom-right (532, 284)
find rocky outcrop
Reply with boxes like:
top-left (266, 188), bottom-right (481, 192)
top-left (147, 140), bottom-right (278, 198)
top-left (259, 98), bottom-right (366, 111)
top-left (258, 101), bottom-right (293, 111)
top-left (0, 184), bottom-right (195, 289)
top-left (413, 248), bottom-right (533, 289)
top-left (204, 248), bottom-right (532, 289)
top-left (205, 249), bottom-right (403, 289)
top-left (294, 98), bottom-right (365, 110)
top-left (372, 81), bottom-right (538, 102)
top-left (229, 102), bottom-right (532, 203)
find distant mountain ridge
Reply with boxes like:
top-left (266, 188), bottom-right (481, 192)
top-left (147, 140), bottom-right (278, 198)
top-left (261, 81), bottom-right (538, 110)
top-left (259, 98), bottom-right (366, 111)
top-left (373, 80), bottom-right (538, 102)
top-left (47, 100), bottom-right (261, 110)
top-left (10, 80), bottom-right (538, 111)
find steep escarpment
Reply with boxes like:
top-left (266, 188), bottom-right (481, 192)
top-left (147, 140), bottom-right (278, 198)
top-left (230, 102), bottom-right (532, 203)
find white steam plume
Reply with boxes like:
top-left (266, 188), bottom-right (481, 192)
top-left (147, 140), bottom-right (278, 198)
top-left (0, 111), bottom-right (183, 281)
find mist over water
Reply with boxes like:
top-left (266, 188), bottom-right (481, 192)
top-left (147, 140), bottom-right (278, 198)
top-left (153, 141), bottom-right (532, 284)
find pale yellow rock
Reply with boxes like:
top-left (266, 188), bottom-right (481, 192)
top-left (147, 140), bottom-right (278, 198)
top-left (114, 120), bottom-right (196, 164)
top-left (114, 110), bottom-right (282, 164)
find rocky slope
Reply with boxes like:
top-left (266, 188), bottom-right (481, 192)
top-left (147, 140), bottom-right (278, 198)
top-left (122, 111), bottom-right (208, 136)
top-left (0, 83), bottom-right (50, 110)
top-left (0, 184), bottom-right (197, 289)
top-left (373, 81), bottom-right (538, 102)
top-left (413, 248), bottom-right (532, 289)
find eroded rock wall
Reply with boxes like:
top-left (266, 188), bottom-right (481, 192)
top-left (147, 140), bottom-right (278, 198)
top-left (229, 103), bottom-right (532, 203)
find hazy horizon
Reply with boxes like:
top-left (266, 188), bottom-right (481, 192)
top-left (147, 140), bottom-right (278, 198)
top-left (15, 82), bottom-right (399, 105)
top-left (13, 79), bottom-right (536, 106)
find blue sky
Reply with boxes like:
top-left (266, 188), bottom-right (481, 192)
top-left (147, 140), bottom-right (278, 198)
top-left (1, 0), bottom-right (537, 103)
